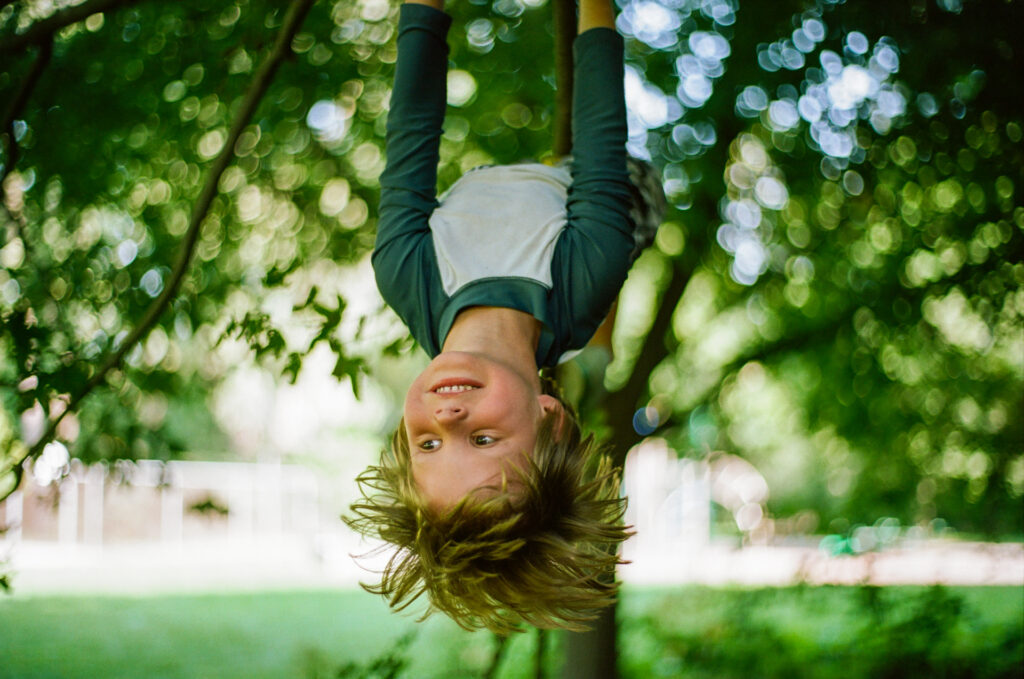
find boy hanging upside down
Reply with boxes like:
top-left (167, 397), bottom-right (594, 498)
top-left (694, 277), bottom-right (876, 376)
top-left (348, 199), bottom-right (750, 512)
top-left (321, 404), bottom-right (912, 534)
top-left (347, 0), bottom-right (665, 633)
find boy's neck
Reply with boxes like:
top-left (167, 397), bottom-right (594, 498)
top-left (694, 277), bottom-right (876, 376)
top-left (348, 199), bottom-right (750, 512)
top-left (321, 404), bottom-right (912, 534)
top-left (442, 306), bottom-right (543, 386)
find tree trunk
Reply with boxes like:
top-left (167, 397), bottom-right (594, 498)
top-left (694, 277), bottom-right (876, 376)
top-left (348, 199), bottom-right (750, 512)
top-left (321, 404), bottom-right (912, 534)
top-left (560, 605), bottom-right (618, 679)
top-left (550, 3), bottom-right (690, 677)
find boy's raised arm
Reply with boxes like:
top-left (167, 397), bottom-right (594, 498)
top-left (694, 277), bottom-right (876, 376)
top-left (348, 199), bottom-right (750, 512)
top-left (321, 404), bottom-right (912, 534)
top-left (557, 0), bottom-right (636, 341)
top-left (373, 1), bottom-right (450, 255)
top-left (372, 1), bottom-right (451, 311)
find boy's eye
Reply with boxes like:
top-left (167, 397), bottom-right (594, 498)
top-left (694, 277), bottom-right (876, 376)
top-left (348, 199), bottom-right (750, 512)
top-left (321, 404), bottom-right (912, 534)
top-left (418, 439), bottom-right (441, 452)
top-left (472, 434), bottom-right (497, 446)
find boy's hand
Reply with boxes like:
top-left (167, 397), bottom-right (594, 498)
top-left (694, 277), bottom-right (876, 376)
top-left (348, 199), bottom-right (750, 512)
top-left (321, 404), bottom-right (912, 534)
top-left (579, 0), bottom-right (616, 32)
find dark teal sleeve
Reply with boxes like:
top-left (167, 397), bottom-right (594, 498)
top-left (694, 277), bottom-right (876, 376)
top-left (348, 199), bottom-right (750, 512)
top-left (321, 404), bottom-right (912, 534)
top-left (372, 4), bottom-right (451, 350)
top-left (552, 28), bottom-right (635, 352)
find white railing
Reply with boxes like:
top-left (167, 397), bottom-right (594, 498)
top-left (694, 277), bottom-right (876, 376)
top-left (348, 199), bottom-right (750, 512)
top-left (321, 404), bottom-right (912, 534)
top-left (2, 452), bottom-right (1021, 593)
top-left (2, 458), bottom-right (321, 548)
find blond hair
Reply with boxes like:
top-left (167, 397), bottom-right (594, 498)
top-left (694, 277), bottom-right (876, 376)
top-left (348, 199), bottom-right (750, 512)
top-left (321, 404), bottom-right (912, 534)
top-left (345, 408), bottom-right (631, 634)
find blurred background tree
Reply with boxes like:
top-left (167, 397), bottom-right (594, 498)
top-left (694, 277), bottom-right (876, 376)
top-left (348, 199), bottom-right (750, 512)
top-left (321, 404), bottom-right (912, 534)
top-left (0, 0), bottom-right (1020, 667)
top-left (583, 0), bottom-right (1022, 540)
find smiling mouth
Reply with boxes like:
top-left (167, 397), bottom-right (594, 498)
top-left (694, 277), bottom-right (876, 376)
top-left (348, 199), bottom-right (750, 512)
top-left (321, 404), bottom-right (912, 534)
top-left (429, 376), bottom-right (483, 393)
top-left (433, 384), bottom-right (480, 394)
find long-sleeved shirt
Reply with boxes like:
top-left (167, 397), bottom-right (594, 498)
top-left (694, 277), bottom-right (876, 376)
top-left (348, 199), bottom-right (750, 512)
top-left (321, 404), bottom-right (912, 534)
top-left (372, 3), bottom-right (635, 367)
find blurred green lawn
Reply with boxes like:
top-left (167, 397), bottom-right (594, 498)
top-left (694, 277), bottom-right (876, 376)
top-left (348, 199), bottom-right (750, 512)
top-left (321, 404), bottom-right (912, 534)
top-left (1, 586), bottom-right (1021, 679)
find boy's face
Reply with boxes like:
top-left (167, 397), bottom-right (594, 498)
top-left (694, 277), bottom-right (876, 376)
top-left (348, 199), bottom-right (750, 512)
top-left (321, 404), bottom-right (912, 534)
top-left (404, 351), bottom-right (559, 510)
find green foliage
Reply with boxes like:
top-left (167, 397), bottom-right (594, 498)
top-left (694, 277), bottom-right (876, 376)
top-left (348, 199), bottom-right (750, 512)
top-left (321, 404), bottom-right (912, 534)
top-left (1, 0), bottom-right (386, 473)
top-left (303, 632), bottom-right (415, 679)
top-left (219, 286), bottom-right (368, 392)
top-left (620, 586), bottom-right (1024, 679)
top-left (188, 493), bottom-right (229, 517)
top-left (307, 631), bottom-right (521, 679)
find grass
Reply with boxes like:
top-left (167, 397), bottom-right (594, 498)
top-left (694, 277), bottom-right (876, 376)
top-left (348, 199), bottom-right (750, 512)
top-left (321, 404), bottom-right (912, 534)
top-left (0, 588), bottom-right (532, 679)
top-left (0, 586), bottom-right (1020, 679)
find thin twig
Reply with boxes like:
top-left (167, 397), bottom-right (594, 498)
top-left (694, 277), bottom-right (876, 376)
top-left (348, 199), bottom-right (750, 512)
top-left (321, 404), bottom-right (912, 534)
top-left (0, 0), bottom-right (139, 55)
top-left (16, 0), bottom-right (318, 473)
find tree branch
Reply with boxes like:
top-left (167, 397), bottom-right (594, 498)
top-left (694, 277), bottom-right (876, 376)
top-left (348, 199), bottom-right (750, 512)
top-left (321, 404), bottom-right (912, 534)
top-left (1, 36), bottom-right (51, 232)
top-left (551, 0), bottom-right (575, 156)
top-left (671, 305), bottom-right (855, 433)
top-left (604, 264), bottom-right (689, 465)
top-left (17, 0), bottom-right (318, 470)
top-left (0, 0), bottom-right (140, 55)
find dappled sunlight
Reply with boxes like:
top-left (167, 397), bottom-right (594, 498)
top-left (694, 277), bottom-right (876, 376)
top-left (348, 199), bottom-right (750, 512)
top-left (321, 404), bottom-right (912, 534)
top-left (718, 134), bottom-right (787, 285)
top-left (31, 441), bottom-right (69, 486)
top-left (445, 69), bottom-right (478, 107)
top-left (617, 1), bottom-right (682, 50)
top-left (306, 99), bottom-right (353, 143)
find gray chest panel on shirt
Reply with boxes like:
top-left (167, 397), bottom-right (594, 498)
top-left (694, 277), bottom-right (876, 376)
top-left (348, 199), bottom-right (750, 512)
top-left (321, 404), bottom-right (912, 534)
top-left (429, 163), bottom-right (572, 296)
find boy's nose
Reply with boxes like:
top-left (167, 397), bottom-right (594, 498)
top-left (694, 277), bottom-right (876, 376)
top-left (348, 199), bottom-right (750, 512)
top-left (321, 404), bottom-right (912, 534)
top-left (434, 405), bottom-right (467, 423)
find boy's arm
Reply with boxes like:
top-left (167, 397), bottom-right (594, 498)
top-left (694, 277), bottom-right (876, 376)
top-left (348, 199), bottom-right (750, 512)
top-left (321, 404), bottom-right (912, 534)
top-left (555, 3), bottom-right (635, 343)
top-left (569, 0), bottom-right (631, 238)
top-left (372, 2), bottom-right (451, 301)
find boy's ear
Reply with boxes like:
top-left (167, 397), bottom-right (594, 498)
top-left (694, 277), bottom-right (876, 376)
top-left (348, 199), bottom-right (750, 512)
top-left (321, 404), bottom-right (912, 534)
top-left (538, 395), bottom-right (567, 439)
top-left (538, 394), bottom-right (563, 417)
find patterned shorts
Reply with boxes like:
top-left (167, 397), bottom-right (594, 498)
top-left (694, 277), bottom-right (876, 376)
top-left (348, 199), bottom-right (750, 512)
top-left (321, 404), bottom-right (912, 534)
top-left (625, 156), bottom-right (667, 260)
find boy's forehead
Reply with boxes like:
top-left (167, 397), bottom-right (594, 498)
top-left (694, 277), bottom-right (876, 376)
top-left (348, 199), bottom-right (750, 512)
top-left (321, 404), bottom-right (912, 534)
top-left (411, 442), bottom-right (534, 511)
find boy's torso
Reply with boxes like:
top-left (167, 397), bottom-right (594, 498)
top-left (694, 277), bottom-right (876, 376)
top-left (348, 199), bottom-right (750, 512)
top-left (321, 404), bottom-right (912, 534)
top-left (430, 162), bottom-right (572, 296)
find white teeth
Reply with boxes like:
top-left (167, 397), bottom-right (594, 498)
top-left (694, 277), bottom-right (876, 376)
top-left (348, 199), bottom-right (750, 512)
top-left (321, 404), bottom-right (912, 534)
top-left (435, 385), bottom-right (478, 394)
